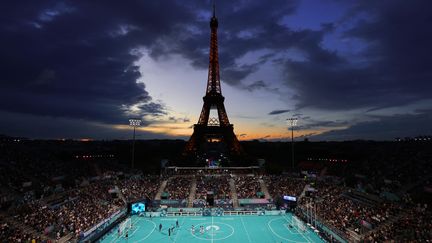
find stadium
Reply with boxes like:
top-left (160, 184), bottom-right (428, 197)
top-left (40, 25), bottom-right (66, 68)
top-left (0, 139), bottom-right (431, 242)
top-left (1, 1), bottom-right (432, 243)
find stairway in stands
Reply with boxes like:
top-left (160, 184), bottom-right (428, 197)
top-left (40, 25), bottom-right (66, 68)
top-left (298, 184), bottom-right (310, 201)
top-left (187, 177), bottom-right (197, 207)
top-left (346, 228), bottom-right (361, 243)
top-left (258, 178), bottom-right (271, 199)
top-left (116, 185), bottom-right (127, 204)
top-left (155, 179), bottom-right (168, 200)
top-left (229, 178), bottom-right (239, 208)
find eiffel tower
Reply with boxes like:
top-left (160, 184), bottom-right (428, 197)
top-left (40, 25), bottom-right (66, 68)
top-left (184, 5), bottom-right (243, 159)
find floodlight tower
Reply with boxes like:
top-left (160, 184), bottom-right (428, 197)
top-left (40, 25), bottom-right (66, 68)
top-left (129, 118), bottom-right (142, 169)
top-left (287, 117), bottom-right (298, 171)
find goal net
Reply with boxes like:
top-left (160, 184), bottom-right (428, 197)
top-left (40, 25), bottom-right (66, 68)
top-left (119, 218), bottom-right (132, 235)
top-left (292, 216), bottom-right (307, 232)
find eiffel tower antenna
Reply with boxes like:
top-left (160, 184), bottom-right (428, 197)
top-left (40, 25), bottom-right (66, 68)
top-left (184, 2), bottom-right (244, 161)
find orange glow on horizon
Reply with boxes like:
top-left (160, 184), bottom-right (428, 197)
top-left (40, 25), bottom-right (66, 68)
top-left (113, 122), bottom-right (343, 141)
top-left (235, 129), bottom-right (325, 141)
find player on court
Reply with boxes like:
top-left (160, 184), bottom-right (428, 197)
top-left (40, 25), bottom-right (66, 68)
top-left (191, 225), bottom-right (195, 234)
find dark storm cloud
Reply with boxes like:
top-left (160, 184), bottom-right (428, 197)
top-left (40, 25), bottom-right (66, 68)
top-left (244, 80), bottom-right (267, 91)
top-left (311, 109), bottom-right (432, 141)
top-left (0, 0), bottom-right (195, 127)
top-left (0, 110), bottom-right (183, 140)
top-left (166, 116), bottom-right (190, 123)
top-left (222, 63), bottom-right (261, 86)
top-left (268, 109), bottom-right (290, 115)
top-left (154, 0), bottom-right (432, 114)
top-left (148, 0), bottom-right (301, 86)
top-left (2, 0), bottom-right (431, 140)
top-left (137, 102), bottom-right (167, 117)
top-left (297, 120), bottom-right (349, 130)
top-left (281, 0), bottom-right (432, 111)
top-left (296, 132), bottom-right (317, 139)
top-left (1, 0), bottom-right (304, 130)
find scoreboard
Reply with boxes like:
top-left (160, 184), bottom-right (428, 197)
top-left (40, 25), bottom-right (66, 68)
top-left (131, 202), bottom-right (145, 214)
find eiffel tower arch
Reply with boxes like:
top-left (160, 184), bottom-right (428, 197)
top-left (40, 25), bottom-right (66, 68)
top-left (184, 5), bottom-right (244, 161)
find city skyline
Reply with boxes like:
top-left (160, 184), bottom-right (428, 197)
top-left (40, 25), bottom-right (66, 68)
top-left (1, 0), bottom-right (431, 141)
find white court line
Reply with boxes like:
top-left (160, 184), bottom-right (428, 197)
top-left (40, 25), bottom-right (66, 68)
top-left (284, 223), bottom-right (297, 234)
top-left (302, 230), bottom-right (315, 243)
top-left (129, 216), bottom-right (142, 239)
top-left (282, 217), bottom-right (307, 235)
top-left (211, 216), bottom-right (214, 243)
top-left (189, 222), bottom-right (235, 241)
top-left (128, 226), bottom-right (140, 238)
top-left (240, 216), bottom-right (252, 243)
top-left (161, 218), bottom-right (178, 221)
top-left (173, 217), bottom-right (186, 243)
top-left (220, 218), bottom-right (234, 220)
top-left (109, 216), bottom-right (141, 243)
top-left (191, 218), bottom-right (207, 221)
top-left (294, 218), bottom-right (315, 243)
top-left (282, 215), bottom-right (311, 243)
top-left (283, 222), bottom-right (311, 235)
top-left (134, 218), bottom-right (157, 243)
top-left (267, 218), bottom-right (310, 243)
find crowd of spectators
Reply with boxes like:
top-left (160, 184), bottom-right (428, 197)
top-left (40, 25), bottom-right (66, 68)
top-left (117, 175), bottom-right (161, 202)
top-left (0, 141), bottom-right (125, 207)
top-left (164, 177), bottom-right (191, 200)
top-left (297, 181), bottom-right (402, 239)
top-left (11, 180), bottom-right (123, 239)
top-left (234, 176), bottom-right (262, 198)
top-left (363, 204), bottom-right (432, 242)
top-left (265, 175), bottom-right (308, 199)
top-left (195, 175), bottom-right (231, 200)
top-left (1, 139), bottom-right (431, 242)
top-left (337, 143), bottom-right (432, 196)
top-left (291, 142), bottom-right (432, 242)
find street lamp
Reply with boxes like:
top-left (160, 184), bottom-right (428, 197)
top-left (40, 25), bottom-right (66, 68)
top-left (129, 118), bottom-right (142, 169)
top-left (287, 117), bottom-right (298, 171)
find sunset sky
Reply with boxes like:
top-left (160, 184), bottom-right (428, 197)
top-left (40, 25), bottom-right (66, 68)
top-left (1, 0), bottom-right (431, 141)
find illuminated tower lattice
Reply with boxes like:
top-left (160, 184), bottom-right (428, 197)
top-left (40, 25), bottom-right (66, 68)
top-left (184, 5), bottom-right (243, 157)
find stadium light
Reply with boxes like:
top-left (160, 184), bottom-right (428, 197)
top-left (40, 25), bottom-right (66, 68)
top-left (287, 117), bottom-right (298, 171)
top-left (129, 118), bottom-right (142, 169)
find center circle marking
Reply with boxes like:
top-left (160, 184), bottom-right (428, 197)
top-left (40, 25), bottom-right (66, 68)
top-left (191, 222), bottom-right (234, 241)
top-left (206, 225), bottom-right (220, 231)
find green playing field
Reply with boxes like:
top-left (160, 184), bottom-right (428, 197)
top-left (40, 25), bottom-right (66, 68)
top-left (99, 213), bottom-right (324, 243)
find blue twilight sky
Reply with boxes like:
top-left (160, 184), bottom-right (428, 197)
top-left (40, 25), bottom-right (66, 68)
top-left (0, 0), bottom-right (431, 141)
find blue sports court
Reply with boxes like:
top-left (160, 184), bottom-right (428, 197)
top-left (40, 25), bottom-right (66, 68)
top-left (99, 213), bottom-right (324, 243)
